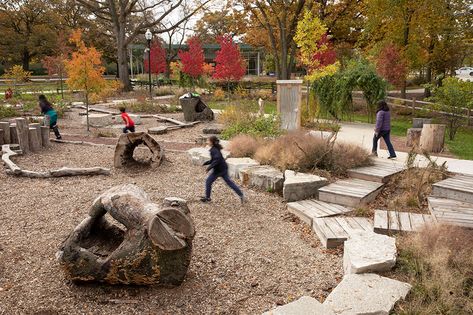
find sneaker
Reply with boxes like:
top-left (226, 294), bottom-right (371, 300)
top-left (240, 195), bottom-right (247, 204)
top-left (370, 152), bottom-right (378, 157)
top-left (56, 136), bottom-right (62, 140)
top-left (387, 156), bottom-right (397, 160)
top-left (200, 197), bottom-right (211, 203)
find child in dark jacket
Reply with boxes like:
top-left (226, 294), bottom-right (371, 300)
top-left (201, 136), bottom-right (246, 203)
top-left (372, 100), bottom-right (396, 159)
top-left (39, 94), bottom-right (61, 139)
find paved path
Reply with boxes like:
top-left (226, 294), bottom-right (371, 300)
top-left (337, 122), bottom-right (473, 176)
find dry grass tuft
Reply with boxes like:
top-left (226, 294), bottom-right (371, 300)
top-left (228, 135), bottom-right (264, 158)
top-left (395, 225), bottom-right (473, 314)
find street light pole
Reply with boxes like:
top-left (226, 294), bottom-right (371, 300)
top-left (145, 29), bottom-right (153, 100)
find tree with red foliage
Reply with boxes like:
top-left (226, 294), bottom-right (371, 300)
top-left (213, 35), bottom-right (246, 85)
top-left (376, 43), bottom-right (407, 87)
top-left (178, 37), bottom-right (205, 79)
top-left (144, 41), bottom-right (167, 75)
top-left (311, 34), bottom-right (337, 71)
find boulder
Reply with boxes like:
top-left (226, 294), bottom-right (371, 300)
top-left (226, 157), bottom-right (260, 179)
top-left (203, 124), bottom-right (224, 134)
top-left (323, 273), bottom-right (411, 315)
top-left (240, 165), bottom-right (284, 193)
top-left (283, 170), bottom-right (328, 202)
top-left (263, 296), bottom-right (335, 315)
top-left (56, 184), bottom-right (195, 285)
top-left (343, 231), bottom-right (397, 275)
top-left (82, 113), bottom-right (113, 127)
top-left (149, 126), bottom-right (168, 135)
top-left (180, 97), bottom-right (214, 122)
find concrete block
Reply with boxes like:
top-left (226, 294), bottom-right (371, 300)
top-left (240, 165), bottom-right (284, 193)
top-left (227, 157), bottom-right (259, 179)
top-left (283, 170), bottom-right (328, 202)
top-left (263, 296), bottom-right (334, 315)
top-left (82, 114), bottom-right (113, 127)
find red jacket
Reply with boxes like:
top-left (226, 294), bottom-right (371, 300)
top-left (121, 112), bottom-right (135, 127)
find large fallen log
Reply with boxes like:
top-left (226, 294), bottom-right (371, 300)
top-left (56, 184), bottom-right (195, 285)
top-left (51, 138), bottom-right (115, 148)
top-left (154, 115), bottom-right (187, 126)
top-left (72, 105), bottom-right (119, 115)
top-left (114, 132), bottom-right (164, 168)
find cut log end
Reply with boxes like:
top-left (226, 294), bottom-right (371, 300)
top-left (114, 132), bottom-right (164, 168)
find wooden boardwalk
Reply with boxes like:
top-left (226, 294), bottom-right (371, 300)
top-left (428, 197), bottom-right (473, 228)
top-left (287, 200), bottom-right (352, 226)
top-left (318, 179), bottom-right (384, 207)
top-left (348, 160), bottom-right (406, 183)
top-left (312, 216), bottom-right (373, 248)
top-left (432, 174), bottom-right (473, 203)
top-left (374, 210), bottom-right (434, 234)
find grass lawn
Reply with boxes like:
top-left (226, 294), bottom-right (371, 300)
top-left (207, 99), bottom-right (277, 114)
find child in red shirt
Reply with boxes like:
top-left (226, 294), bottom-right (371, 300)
top-left (119, 107), bottom-right (135, 133)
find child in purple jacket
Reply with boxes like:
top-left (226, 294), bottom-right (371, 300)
top-left (372, 100), bottom-right (396, 159)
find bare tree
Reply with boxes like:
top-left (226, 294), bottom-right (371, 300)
top-left (75, 0), bottom-right (210, 90)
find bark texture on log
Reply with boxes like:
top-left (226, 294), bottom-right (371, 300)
top-left (0, 130), bottom-right (4, 145)
top-left (0, 122), bottom-right (10, 144)
top-left (114, 132), bottom-right (164, 168)
top-left (29, 123), bottom-right (42, 148)
top-left (41, 126), bottom-right (50, 148)
top-left (406, 128), bottom-right (422, 147)
top-left (15, 118), bottom-right (30, 154)
top-left (28, 128), bottom-right (41, 152)
top-left (57, 184), bottom-right (195, 285)
top-left (420, 124), bottom-right (446, 153)
top-left (10, 124), bottom-right (18, 144)
top-left (180, 98), bottom-right (214, 122)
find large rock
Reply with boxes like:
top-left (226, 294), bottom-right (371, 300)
top-left (283, 170), bottom-right (328, 202)
top-left (82, 113), bottom-right (113, 127)
top-left (308, 130), bottom-right (334, 141)
top-left (187, 147), bottom-right (230, 166)
top-left (240, 165), bottom-right (284, 193)
top-left (343, 231), bottom-right (397, 275)
top-left (180, 97), bottom-right (214, 122)
top-left (56, 184), bottom-right (195, 285)
top-left (323, 273), bottom-right (411, 315)
top-left (227, 157), bottom-right (260, 179)
top-left (203, 124), bottom-right (224, 134)
top-left (263, 296), bottom-right (335, 315)
top-left (148, 126), bottom-right (168, 135)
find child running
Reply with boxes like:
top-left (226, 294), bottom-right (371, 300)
top-left (119, 107), bottom-right (135, 133)
top-left (201, 136), bottom-right (246, 204)
top-left (38, 94), bottom-right (62, 139)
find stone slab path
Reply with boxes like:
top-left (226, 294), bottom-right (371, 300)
top-left (432, 174), bottom-right (473, 203)
top-left (318, 179), bottom-right (384, 207)
top-left (428, 197), bottom-right (473, 228)
top-left (287, 200), bottom-right (352, 226)
top-left (262, 296), bottom-right (335, 315)
top-left (374, 210), bottom-right (435, 234)
top-left (347, 160), bottom-right (406, 183)
top-left (323, 273), bottom-right (411, 315)
top-left (283, 170), bottom-right (328, 202)
top-left (312, 216), bottom-right (373, 249)
top-left (240, 165), bottom-right (284, 194)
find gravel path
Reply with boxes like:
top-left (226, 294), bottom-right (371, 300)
top-left (0, 144), bottom-right (342, 315)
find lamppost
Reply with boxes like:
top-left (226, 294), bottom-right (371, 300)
top-left (145, 29), bottom-right (153, 100)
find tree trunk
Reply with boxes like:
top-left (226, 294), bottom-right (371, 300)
top-left (420, 124), bottom-right (446, 153)
top-left (117, 39), bottom-right (132, 91)
top-left (22, 49), bottom-right (30, 71)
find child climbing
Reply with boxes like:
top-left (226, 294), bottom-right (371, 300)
top-left (372, 100), bottom-right (396, 159)
top-left (119, 107), bottom-right (135, 133)
top-left (38, 94), bottom-right (62, 139)
top-left (201, 136), bottom-right (246, 204)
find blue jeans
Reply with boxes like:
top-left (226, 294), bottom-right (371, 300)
top-left (373, 130), bottom-right (396, 157)
top-left (205, 171), bottom-right (243, 199)
top-left (123, 126), bottom-right (135, 133)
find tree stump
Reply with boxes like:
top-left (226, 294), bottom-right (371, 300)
top-left (0, 122), bottom-right (10, 144)
top-left (114, 132), bottom-right (164, 168)
top-left (56, 184), bottom-right (195, 285)
top-left (420, 124), bottom-right (446, 153)
top-left (412, 118), bottom-right (432, 129)
top-left (15, 118), bottom-right (30, 154)
top-left (10, 124), bottom-right (18, 144)
top-left (406, 128), bottom-right (422, 147)
top-left (29, 123), bottom-right (42, 148)
top-left (28, 128), bottom-right (41, 152)
top-left (41, 126), bottom-right (50, 148)
top-left (180, 97), bottom-right (214, 122)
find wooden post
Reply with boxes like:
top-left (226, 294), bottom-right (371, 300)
top-left (29, 123), bottom-right (42, 148)
top-left (10, 124), bottom-right (18, 144)
top-left (0, 129), bottom-right (4, 145)
top-left (411, 97), bottom-right (416, 116)
top-left (0, 121), bottom-right (10, 144)
top-left (15, 118), bottom-right (30, 154)
top-left (420, 124), bottom-right (446, 153)
top-left (276, 80), bottom-right (303, 131)
top-left (406, 128), bottom-right (422, 147)
top-left (28, 127), bottom-right (41, 152)
top-left (41, 126), bottom-right (50, 148)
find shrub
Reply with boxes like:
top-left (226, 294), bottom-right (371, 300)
top-left (227, 135), bottom-right (264, 157)
top-left (395, 226), bottom-right (473, 314)
top-left (155, 86), bottom-right (174, 97)
top-left (212, 88), bottom-right (226, 101)
top-left (0, 105), bottom-right (17, 118)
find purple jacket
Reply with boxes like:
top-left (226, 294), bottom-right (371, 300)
top-left (375, 110), bottom-right (391, 132)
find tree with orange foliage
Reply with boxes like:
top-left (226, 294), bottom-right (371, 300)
top-left (65, 29), bottom-right (107, 131)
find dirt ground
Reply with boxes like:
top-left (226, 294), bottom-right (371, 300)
top-left (0, 138), bottom-right (342, 314)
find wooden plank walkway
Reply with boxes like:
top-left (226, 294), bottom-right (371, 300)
top-left (312, 216), bottom-right (373, 248)
top-left (348, 160), bottom-right (406, 183)
top-left (373, 210), bottom-right (434, 234)
top-left (432, 174), bottom-right (473, 203)
top-left (287, 200), bottom-right (352, 226)
top-left (318, 179), bottom-right (384, 207)
top-left (428, 197), bottom-right (473, 228)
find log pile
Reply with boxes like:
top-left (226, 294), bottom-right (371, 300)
top-left (0, 118), bottom-right (50, 152)
top-left (56, 184), bottom-right (195, 285)
top-left (114, 132), bottom-right (164, 168)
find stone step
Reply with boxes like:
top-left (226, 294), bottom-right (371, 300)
top-left (283, 170), bottom-right (328, 202)
top-left (262, 296), bottom-right (335, 315)
top-left (287, 200), bottom-right (352, 226)
top-left (428, 196), bottom-right (473, 228)
top-left (312, 216), bottom-right (373, 249)
top-left (432, 174), bottom-right (473, 203)
top-left (240, 165), bottom-right (284, 194)
top-left (226, 158), bottom-right (260, 179)
top-left (347, 160), bottom-right (406, 183)
top-left (318, 179), bottom-right (384, 208)
top-left (374, 210), bottom-right (435, 235)
top-left (343, 231), bottom-right (397, 275)
top-left (323, 274), bottom-right (411, 315)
